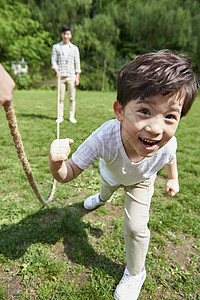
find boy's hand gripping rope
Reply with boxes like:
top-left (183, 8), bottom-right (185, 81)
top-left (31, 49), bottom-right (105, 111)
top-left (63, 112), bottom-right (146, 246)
top-left (3, 78), bottom-right (61, 205)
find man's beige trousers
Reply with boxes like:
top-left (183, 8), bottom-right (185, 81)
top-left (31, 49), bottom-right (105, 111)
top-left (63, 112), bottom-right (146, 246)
top-left (58, 76), bottom-right (76, 119)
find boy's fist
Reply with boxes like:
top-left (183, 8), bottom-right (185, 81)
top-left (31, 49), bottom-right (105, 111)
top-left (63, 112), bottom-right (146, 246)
top-left (165, 179), bottom-right (179, 197)
top-left (50, 138), bottom-right (74, 162)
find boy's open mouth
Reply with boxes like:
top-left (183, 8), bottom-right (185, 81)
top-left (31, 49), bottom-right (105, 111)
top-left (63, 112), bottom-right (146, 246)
top-left (139, 137), bottom-right (160, 147)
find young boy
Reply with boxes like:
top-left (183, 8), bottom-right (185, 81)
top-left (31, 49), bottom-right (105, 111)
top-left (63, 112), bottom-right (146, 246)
top-left (49, 49), bottom-right (198, 300)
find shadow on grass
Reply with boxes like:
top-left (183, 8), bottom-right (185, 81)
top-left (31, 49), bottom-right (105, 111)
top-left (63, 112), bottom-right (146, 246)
top-left (0, 202), bottom-right (122, 281)
top-left (21, 113), bottom-right (55, 120)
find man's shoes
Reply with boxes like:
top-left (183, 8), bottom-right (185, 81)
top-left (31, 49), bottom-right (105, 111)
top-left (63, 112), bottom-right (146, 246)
top-left (114, 267), bottom-right (146, 300)
top-left (69, 116), bottom-right (77, 124)
top-left (83, 193), bottom-right (112, 210)
top-left (56, 117), bottom-right (64, 123)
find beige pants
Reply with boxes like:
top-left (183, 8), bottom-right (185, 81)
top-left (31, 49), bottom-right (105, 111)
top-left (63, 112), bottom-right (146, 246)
top-left (58, 76), bottom-right (76, 119)
top-left (100, 174), bottom-right (156, 276)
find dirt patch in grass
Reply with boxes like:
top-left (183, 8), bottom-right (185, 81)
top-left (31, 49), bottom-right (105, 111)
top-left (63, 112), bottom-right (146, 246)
top-left (49, 240), bottom-right (92, 288)
top-left (165, 235), bottom-right (199, 268)
top-left (0, 264), bottom-right (24, 299)
top-left (83, 203), bottom-right (124, 226)
top-left (39, 211), bottom-right (60, 226)
top-left (150, 235), bottom-right (200, 300)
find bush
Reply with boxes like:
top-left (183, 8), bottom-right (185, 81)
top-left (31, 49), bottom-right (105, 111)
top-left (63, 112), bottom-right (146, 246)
top-left (14, 73), bottom-right (33, 90)
top-left (79, 70), bottom-right (104, 90)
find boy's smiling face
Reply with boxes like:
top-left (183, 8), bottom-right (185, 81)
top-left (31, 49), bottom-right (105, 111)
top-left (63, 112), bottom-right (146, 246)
top-left (114, 93), bottom-right (184, 163)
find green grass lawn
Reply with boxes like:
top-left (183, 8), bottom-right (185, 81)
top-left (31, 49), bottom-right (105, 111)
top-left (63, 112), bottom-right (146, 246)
top-left (0, 89), bottom-right (199, 299)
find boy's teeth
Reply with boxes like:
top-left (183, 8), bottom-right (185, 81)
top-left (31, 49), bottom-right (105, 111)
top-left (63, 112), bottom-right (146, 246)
top-left (143, 138), bottom-right (152, 143)
top-left (141, 138), bottom-right (158, 145)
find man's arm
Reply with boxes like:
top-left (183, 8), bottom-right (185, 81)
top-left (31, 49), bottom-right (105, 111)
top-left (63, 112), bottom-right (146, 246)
top-left (0, 64), bottom-right (15, 108)
top-left (49, 138), bottom-right (83, 183)
top-left (74, 46), bottom-right (81, 86)
top-left (51, 45), bottom-right (61, 78)
top-left (54, 68), bottom-right (61, 79)
top-left (164, 156), bottom-right (179, 197)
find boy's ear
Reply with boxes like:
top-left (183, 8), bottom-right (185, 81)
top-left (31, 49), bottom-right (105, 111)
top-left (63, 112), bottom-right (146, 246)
top-left (113, 100), bottom-right (124, 122)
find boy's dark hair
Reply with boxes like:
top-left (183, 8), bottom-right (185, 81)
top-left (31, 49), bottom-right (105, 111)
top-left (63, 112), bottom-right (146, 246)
top-left (117, 49), bottom-right (199, 117)
top-left (61, 25), bottom-right (71, 33)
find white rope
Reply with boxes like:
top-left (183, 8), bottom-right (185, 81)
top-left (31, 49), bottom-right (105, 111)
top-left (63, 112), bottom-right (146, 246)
top-left (57, 77), bottom-right (60, 139)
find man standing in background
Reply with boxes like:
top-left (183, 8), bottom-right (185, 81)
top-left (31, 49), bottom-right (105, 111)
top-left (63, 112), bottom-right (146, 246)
top-left (51, 25), bottom-right (81, 124)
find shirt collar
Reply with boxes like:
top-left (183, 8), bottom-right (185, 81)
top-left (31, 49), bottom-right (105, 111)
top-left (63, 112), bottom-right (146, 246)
top-left (61, 41), bottom-right (72, 47)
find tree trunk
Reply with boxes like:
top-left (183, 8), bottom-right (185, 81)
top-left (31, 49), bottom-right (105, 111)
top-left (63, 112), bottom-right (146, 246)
top-left (102, 56), bottom-right (107, 91)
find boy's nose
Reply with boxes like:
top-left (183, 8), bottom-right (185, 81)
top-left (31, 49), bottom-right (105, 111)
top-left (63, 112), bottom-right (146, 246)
top-left (145, 119), bottom-right (163, 135)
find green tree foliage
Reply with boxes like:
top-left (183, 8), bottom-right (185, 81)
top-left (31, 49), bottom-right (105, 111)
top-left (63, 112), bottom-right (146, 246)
top-left (116, 0), bottom-right (196, 55)
top-left (1, 0), bottom-right (200, 90)
top-left (73, 13), bottom-right (119, 90)
top-left (0, 0), bottom-right (52, 84)
top-left (23, 0), bottom-right (93, 41)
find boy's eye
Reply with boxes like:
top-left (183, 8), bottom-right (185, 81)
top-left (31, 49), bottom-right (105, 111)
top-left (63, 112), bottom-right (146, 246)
top-left (165, 114), bottom-right (176, 120)
top-left (139, 108), bottom-right (150, 115)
